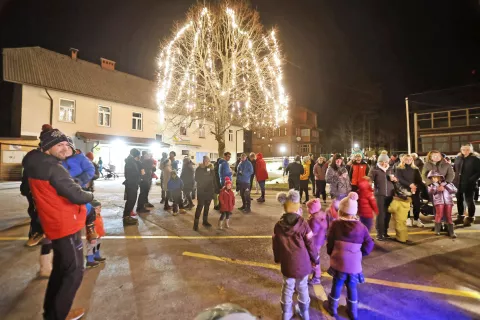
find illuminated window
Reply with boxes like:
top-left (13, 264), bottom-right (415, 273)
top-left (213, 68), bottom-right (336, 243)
top-left (59, 99), bottom-right (75, 123)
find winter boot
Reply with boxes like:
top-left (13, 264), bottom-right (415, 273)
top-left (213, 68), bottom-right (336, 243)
top-left (295, 302), bottom-right (310, 320)
top-left (434, 223), bottom-right (442, 236)
top-left (225, 219), bottom-right (230, 228)
top-left (94, 246), bottom-right (106, 262)
top-left (86, 256), bottom-right (99, 269)
top-left (448, 224), bottom-right (457, 238)
top-left (257, 197), bottom-right (265, 203)
top-left (325, 295), bottom-right (339, 316)
top-left (38, 252), bottom-right (53, 278)
top-left (218, 219), bottom-right (224, 230)
top-left (454, 215), bottom-right (465, 225)
top-left (193, 219), bottom-right (199, 231)
top-left (123, 216), bottom-right (138, 225)
top-left (347, 299), bottom-right (359, 320)
top-left (464, 216), bottom-right (474, 227)
top-left (281, 302), bottom-right (293, 320)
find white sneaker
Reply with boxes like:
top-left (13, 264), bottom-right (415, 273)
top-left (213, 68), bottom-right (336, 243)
top-left (413, 219), bottom-right (424, 228)
top-left (406, 218), bottom-right (412, 227)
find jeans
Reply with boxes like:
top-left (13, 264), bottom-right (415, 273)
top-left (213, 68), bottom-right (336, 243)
top-left (360, 217), bottom-right (373, 232)
top-left (136, 179), bottom-right (151, 211)
top-left (220, 211), bottom-right (232, 220)
top-left (330, 275), bottom-right (358, 302)
top-left (310, 175), bottom-right (316, 195)
top-left (239, 182), bottom-right (251, 209)
top-left (123, 183), bottom-right (139, 217)
top-left (44, 231), bottom-right (84, 320)
top-left (457, 187), bottom-right (476, 218)
top-left (375, 195), bottom-right (393, 237)
top-left (315, 180), bottom-right (327, 201)
top-left (300, 180), bottom-right (309, 202)
top-left (407, 192), bottom-right (421, 220)
top-left (435, 204), bottom-right (453, 224)
top-left (281, 275), bottom-right (310, 305)
top-left (258, 180), bottom-right (266, 198)
top-left (195, 199), bottom-right (212, 223)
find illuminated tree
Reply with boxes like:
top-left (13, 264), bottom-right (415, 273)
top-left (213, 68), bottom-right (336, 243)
top-left (156, 1), bottom-right (289, 155)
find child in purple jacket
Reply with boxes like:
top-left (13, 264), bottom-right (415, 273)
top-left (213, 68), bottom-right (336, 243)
top-left (326, 192), bottom-right (374, 320)
top-left (428, 171), bottom-right (458, 238)
top-left (306, 198), bottom-right (327, 285)
top-left (273, 189), bottom-right (319, 320)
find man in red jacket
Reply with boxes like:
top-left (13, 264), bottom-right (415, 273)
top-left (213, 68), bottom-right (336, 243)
top-left (255, 153), bottom-right (269, 203)
top-left (23, 127), bottom-right (93, 320)
top-left (347, 154), bottom-right (370, 192)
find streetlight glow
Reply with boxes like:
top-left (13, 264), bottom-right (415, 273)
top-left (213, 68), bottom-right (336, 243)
top-left (280, 146), bottom-right (286, 153)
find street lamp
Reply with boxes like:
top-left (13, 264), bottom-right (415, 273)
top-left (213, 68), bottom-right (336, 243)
top-left (353, 143), bottom-right (359, 149)
top-left (280, 145), bottom-right (286, 153)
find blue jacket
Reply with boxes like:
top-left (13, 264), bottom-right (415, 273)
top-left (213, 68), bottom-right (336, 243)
top-left (218, 158), bottom-right (232, 186)
top-left (283, 158), bottom-right (289, 167)
top-left (167, 176), bottom-right (184, 191)
top-left (62, 153), bottom-right (95, 188)
top-left (237, 160), bottom-right (254, 184)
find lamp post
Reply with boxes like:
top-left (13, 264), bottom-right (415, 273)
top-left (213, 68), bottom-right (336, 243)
top-left (235, 128), bottom-right (244, 158)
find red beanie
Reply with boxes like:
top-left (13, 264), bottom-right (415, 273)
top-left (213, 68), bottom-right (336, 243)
top-left (225, 177), bottom-right (232, 186)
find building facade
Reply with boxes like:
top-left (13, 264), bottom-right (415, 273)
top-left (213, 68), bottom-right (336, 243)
top-left (251, 106), bottom-right (321, 157)
top-left (0, 47), bottom-right (243, 179)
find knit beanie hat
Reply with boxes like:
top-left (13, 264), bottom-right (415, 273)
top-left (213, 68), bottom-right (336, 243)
top-left (277, 189), bottom-right (301, 213)
top-left (40, 126), bottom-right (69, 151)
top-left (378, 154), bottom-right (389, 163)
top-left (85, 152), bottom-right (94, 161)
top-left (225, 177), bottom-right (232, 187)
top-left (130, 148), bottom-right (140, 157)
top-left (91, 199), bottom-right (101, 208)
top-left (306, 198), bottom-right (321, 214)
top-left (339, 192), bottom-right (359, 216)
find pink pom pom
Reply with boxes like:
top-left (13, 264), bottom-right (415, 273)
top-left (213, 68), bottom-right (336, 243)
top-left (348, 192), bottom-right (359, 201)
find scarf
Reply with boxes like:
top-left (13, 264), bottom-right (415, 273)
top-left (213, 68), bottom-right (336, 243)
top-left (377, 162), bottom-right (387, 172)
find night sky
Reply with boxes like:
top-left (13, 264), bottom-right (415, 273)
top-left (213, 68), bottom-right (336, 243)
top-left (1, 0), bottom-right (480, 149)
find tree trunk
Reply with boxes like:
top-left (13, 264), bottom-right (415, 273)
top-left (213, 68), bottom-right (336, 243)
top-left (217, 136), bottom-right (226, 157)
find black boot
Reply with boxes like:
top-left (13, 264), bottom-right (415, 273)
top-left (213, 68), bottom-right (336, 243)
top-left (464, 216), bottom-right (474, 227)
top-left (448, 223), bottom-right (457, 238)
top-left (454, 215), bottom-right (465, 225)
top-left (347, 299), bottom-right (358, 320)
top-left (434, 223), bottom-right (441, 236)
top-left (193, 219), bottom-right (199, 231)
top-left (325, 295), bottom-right (339, 316)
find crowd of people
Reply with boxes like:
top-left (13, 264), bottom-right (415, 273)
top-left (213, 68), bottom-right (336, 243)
top-left (18, 121), bottom-right (480, 319)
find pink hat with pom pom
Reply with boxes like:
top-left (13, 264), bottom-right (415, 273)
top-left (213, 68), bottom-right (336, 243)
top-left (306, 198), bottom-right (321, 214)
top-left (339, 192), bottom-right (359, 215)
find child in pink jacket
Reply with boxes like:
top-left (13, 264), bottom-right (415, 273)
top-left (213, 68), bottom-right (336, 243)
top-left (307, 198), bottom-right (328, 285)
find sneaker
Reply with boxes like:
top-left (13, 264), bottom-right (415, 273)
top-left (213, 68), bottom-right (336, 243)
top-left (413, 219), bottom-right (424, 228)
top-left (257, 197), bottom-right (265, 203)
top-left (384, 233), bottom-right (392, 239)
top-left (406, 218), bottom-right (412, 227)
top-left (376, 235), bottom-right (385, 241)
top-left (309, 277), bottom-right (321, 285)
top-left (130, 211), bottom-right (137, 217)
top-left (66, 307), bottom-right (85, 320)
top-left (94, 256), bottom-right (106, 263)
top-left (203, 221), bottom-right (212, 227)
top-left (26, 232), bottom-right (44, 247)
top-left (123, 216), bottom-right (138, 225)
top-left (243, 208), bottom-right (251, 213)
top-left (86, 260), bottom-right (100, 269)
top-left (238, 206), bottom-right (245, 211)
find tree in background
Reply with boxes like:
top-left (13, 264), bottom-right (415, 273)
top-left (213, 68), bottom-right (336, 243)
top-left (156, 1), bottom-right (289, 155)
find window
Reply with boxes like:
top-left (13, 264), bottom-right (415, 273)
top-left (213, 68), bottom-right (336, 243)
top-left (312, 130), bottom-right (319, 138)
top-left (433, 136), bottom-right (449, 152)
top-left (180, 125), bottom-right (187, 136)
top-left (228, 129), bottom-right (233, 142)
top-left (433, 112), bottom-right (448, 128)
top-left (299, 144), bottom-right (311, 153)
top-left (301, 129), bottom-right (310, 136)
top-left (132, 112), bottom-right (143, 131)
top-left (417, 113), bottom-right (432, 129)
top-left (98, 106), bottom-right (111, 127)
top-left (210, 153), bottom-right (219, 161)
top-left (295, 128), bottom-right (301, 137)
top-left (469, 108), bottom-right (480, 126)
top-left (284, 127), bottom-right (287, 136)
top-left (199, 125), bottom-right (205, 138)
top-left (450, 110), bottom-right (467, 127)
top-left (59, 99), bottom-right (75, 123)
top-left (156, 134), bottom-right (163, 141)
top-left (257, 132), bottom-right (261, 139)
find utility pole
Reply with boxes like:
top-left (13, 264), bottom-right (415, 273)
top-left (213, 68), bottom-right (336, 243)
top-left (405, 97), bottom-right (411, 154)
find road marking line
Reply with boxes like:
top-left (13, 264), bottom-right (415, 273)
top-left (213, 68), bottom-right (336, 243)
top-left (182, 251), bottom-right (480, 300)
top-left (0, 229), bottom-right (479, 241)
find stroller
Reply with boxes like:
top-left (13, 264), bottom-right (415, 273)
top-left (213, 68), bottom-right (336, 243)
top-left (104, 164), bottom-right (119, 180)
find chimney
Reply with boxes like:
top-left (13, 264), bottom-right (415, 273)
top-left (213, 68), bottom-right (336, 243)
top-left (100, 58), bottom-right (116, 71)
top-left (69, 48), bottom-right (79, 60)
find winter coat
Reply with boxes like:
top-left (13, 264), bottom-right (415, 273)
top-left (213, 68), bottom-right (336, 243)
top-left (327, 219), bottom-right (374, 275)
top-left (347, 161), bottom-right (370, 186)
top-left (237, 160), bottom-right (254, 184)
top-left (422, 160), bottom-right (454, 186)
top-left (248, 158), bottom-right (256, 175)
top-left (414, 158), bottom-right (424, 174)
top-left (326, 203), bottom-right (339, 229)
top-left (395, 164), bottom-right (423, 191)
top-left (428, 182), bottom-right (457, 206)
top-left (219, 187), bottom-right (235, 212)
top-left (255, 153), bottom-right (269, 181)
top-left (22, 149), bottom-right (93, 240)
top-left (195, 163), bottom-right (215, 201)
top-left (357, 179), bottom-right (379, 219)
top-left (314, 162), bottom-right (328, 181)
top-left (286, 161), bottom-right (304, 183)
top-left (95, 212), bottom-right (106, 238)
top-left (180, 161), bottom-right (195, 190)
top-left (161, 159), bottom-right (173, 189)
top-left (283, 158), bottom-right (289, 168)
top-left (453, 153), bottom-right (480, 190)
top-left (213, 161), bottom-right (222, 193)
top-left (308, 210), bottom-right (328, 249)
top-left (326, 166), bottom-right (351, 198)
top-left (272, 213), bottom-right (319, 278)
top-left (368, 165), bottom-right (395, 197)
top-left (309, 159), bottom-right (315, 177)
top-left (300, 161), bottom-right (311, 181)
top-left (218, 158), bottom-right (233, 187)
top-left (167, 176), bottom-right (184, 194)
top-left (62, 153), bottom-right (95, 188)
top-left (140, 157), bottom-right (155, 181)
top-left (124, 155), bottom-right (142, 187)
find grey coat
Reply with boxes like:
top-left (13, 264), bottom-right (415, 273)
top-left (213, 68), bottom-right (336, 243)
top-left (422, 160), bottom-right (454, 186)
top-left (368, 166), bottom-right (395, 197)
top-left (326, 166), bottom-right (351, 198)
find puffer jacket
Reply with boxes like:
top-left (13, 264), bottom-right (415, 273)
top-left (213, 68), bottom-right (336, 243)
top-left (180, 160), bottom-right (195, 190)
top-left (357, 179), bottom-right (378, 219)
top-left (327, 219), bottom-right (374, 275)
top-left (395, 164), bottom-right (423, 190)
top-left (124, 155), bottom-right (142, 187)
top-left (286, 161), bottom-right (304, 182)
top-left (368, 165), bottom-right (395, 197)
top-left (219, 187), bottom-right (235, 212)
top-left (347, 161), bottom-right (370, 186)
top-left (218, 158), bottom-right (233, 186)
top-left (422, 160), bottom-right (455, 186)
top-left (428, 181), bottom-right (457, 206)
top-left (62, 153), bottom-right (95, 188)
top-left (313, 161), bottom-right (328, 181)
top-left (237, 160), bottom-right (254, 184)
top-left (300, 160), bottom-right (311, 181)
top-left (326, 166), bottom-right (351, 198)
top-left (453, 152), bottom-right (480, 189)
top-left (308, 210), bottom-right (328, 249)
top-left (272, 213), bottom-right (319, 278)
top-left (255, 153), bottom-right (269, 181)
top-left (22, 149), bottom-right (93, 240)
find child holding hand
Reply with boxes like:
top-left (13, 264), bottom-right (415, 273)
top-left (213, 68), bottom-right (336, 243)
top-left (306, 198), bottom-right (327, 285)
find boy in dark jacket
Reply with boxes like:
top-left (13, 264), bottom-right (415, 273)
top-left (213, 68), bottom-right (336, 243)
top-left (273, 189), bottom-right (319, 320)
top-left (285, 155), bottom-right (304, 191)
top-left (167, 170), bottom-right (185, 216)
top-left (218, 177), bottom-right (235, 229)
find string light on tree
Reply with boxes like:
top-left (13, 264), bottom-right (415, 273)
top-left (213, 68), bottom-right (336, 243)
top-left (156, 1), bottom-right (288, 155)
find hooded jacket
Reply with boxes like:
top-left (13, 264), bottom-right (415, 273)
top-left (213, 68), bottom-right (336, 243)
top-left (124, 155), bottom-right (142, 186)
top-left (140, 156), bottom-right (155, 181)
top-left (219, 187), bottom-right (235, 212)
top-left (357, 179), bottom-right (379, 219)
top-left (180, 160), bottom-right (195, 189)
top-left (272, 213), bottom-right (319, 278)
top-left (161, 159), bottom-right (173, 189)
top-left (347, 161), bottom-right (370, 186)
top-left (237, 159), bottom-right (254, 184)
top-left (313, 161), bottom-right (328, 181)
top-left (218, 158), bottom-right (233, 186)
top-left (255, 153), bottom-right (269, 181)
top-left (300, 160), bottom-right (311, 181)
top-left (195, 163), bottom-right (215, 201)
top-left (395, 164), bottom-right (423, 190)
top-left (308, 210), bottom-right (328, 249)
top-left (326, 165), bottom-right (351, 198)
top-left (167, 175), bottom-right (184, 197)
top-left (62, 153), bottom-right (95, 188)
top-left (428, 173), bottom-right (457, 206)
top-left (453, 152), bottom-right (480, 189)
top-left (422, 159), bottom-right (454, 186)
top-left (22, 150), bottom-right (93, 240)
top-left (327, 219), bottom-right (374, 275)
